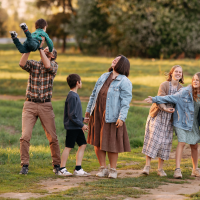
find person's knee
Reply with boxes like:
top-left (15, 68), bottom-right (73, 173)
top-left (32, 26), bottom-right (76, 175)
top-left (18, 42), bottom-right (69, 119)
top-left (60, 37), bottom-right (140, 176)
top-left (179, 142), bottom-right (186, 148)
top-left (190, 143), bottom-right (198, 150)
top-left (80, 144), bottom-right (87, 149)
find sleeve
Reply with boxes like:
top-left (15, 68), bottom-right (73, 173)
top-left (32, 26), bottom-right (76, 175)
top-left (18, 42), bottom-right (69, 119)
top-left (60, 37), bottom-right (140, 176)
top-left (152, 89), bottom-right (181, 104)
top-left (68, 96), bottom-right (84, 128)
top-left (86, 75), bottom-right (102, 113)
top-left (44, 61), bottom-right (58, 75)
top-left (118, 79), bottom-right (132, 122)
top-left (20, 60), bottom-right (37, 73)
top-left (45, 34), bottom-right (54, 52)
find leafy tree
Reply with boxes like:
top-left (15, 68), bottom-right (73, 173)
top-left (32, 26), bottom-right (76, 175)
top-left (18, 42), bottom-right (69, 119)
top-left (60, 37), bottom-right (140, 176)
top-left (0, 6), bottom-right (8, 37)
top-left (36, 0), bottom-right (75, 52)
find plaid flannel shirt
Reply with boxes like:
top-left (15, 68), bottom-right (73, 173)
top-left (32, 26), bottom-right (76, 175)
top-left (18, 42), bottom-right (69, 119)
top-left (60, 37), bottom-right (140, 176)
top-left (21, 60), bottom-right (58, 99)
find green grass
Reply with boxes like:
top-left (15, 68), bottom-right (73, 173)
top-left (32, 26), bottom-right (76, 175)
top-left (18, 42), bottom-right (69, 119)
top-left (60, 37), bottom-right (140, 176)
top-left (1, 50), bottom-right (200, 100)
top-left (1, 51), bottom-right (200, 198)
top-left (0, 99), bottom-right (198, 199)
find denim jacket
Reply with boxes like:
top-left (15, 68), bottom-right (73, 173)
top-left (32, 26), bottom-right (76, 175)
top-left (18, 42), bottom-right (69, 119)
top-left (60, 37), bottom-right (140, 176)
top-left (86, 72), bottom-right (132, 122)
top-left (152, 85), bottom-right (196, 131)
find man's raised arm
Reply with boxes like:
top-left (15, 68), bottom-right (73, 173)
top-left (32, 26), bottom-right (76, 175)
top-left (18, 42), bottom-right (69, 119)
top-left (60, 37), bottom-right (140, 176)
top-left (19, 53), bottom-right (30, 67)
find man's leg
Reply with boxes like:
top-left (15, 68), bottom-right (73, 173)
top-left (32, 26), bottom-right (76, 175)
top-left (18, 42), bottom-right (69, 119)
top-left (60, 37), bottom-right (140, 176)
top-left (20, 101), bottom-right (38, 166)
top-left (38, 102), bottom-right (61, 166)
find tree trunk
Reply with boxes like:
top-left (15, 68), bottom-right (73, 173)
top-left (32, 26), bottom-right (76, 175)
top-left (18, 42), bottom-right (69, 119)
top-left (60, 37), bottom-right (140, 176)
top-left (62, 34), bottom-right (67, 53)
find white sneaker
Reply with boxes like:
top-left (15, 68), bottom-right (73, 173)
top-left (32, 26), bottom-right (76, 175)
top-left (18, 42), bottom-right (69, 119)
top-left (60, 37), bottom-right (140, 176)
top-left (58, 168), bottom-right (72, 176)
top-left (96, 166), bottom-right (109, 177)
top-left (108, 168), bottom-right (117, 179)
top-left (73, 169), bottom-right (91, 176)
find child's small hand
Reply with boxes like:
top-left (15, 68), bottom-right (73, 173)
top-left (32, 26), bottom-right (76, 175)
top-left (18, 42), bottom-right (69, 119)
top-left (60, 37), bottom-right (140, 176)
top-left (82, 124), bottom-right (89, 133)
top-left (83, 117), bottom-right (89, 123)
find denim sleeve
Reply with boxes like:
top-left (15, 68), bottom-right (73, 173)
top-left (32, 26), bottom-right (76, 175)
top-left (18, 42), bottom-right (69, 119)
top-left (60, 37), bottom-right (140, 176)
top-left (44, 61), bottom-right (58, 75)
top-left (152, 92), bottom-right (180, 104)
top-left (20, 60), bottom-right (36, 73)
top-left (68, 97), bottom-right (84, 128)
top-left (118, 79), bottom-right (132, 122)
top-left (86, 76), bottom-right (101, 113)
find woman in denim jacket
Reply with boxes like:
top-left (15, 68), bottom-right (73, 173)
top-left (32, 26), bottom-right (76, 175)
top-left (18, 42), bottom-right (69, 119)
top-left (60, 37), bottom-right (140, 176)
top-left (145, 72), bottom-right (200, 179)
top-left (85, 55), bottom-right (132, 179)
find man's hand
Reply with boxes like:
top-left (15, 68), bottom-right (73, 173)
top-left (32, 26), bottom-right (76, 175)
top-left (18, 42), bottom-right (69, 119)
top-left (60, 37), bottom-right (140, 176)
top-left (40, 37), bottom-right (45, 48)
top-left (82, 124), bottom-right (89, 133)
top-left (116, 119), bottom-right (123, 128)
top-left (144, 96), bottom-right (153, 103)
top-left (163, 107), bottom-right (175, 113)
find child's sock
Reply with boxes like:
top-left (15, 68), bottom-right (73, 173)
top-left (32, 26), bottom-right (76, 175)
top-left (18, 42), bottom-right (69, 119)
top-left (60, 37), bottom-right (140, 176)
top-left (75, 165), bottom-right (81, 171)
top-left (59, 167), bottom-right (65, 170)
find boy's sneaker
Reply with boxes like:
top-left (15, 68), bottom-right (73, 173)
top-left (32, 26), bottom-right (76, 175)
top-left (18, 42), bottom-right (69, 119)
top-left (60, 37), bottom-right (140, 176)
top-left (173, 168), bottom-right (182, 179)
top-left (191, 168), bottom-right (200, 177)
top-left (9, 31), bottom-right (18, 39)
top-left (157, 169), bottom-right (167, 177)
top-left (108, 168), bottom-right (117, 179)
top-left (20, 23), bottom-right (28, 31)
top-left (141, 165), bottom-right (150, 175)
top-left (73, 169), bottom-right (91, 176)
top-left (19, 165), bottom-right (28, 175)
top-left (96, 166), bottom-right (109, 177)
top-left (58, 168), bottom-right (72, 176)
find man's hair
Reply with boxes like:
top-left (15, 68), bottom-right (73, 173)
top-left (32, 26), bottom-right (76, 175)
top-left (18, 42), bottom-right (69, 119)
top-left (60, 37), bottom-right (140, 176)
top-left (108, 55), bottom-right (130, 77)
top-left (67, 74), bottom-right (81, 89)
top-left (35, 18), bottom-right (48, 29)
top-left (51, 48), bottom-right (57, 61)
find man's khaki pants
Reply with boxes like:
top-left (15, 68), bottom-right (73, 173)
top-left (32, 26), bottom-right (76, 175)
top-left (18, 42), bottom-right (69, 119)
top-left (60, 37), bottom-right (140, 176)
top-left (20, 101), bottom-right (61, 166)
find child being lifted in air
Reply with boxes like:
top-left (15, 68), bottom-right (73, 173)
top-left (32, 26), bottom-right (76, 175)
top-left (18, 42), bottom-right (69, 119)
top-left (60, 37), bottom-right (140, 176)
top-left (10, 18), bottom-right (53, 53)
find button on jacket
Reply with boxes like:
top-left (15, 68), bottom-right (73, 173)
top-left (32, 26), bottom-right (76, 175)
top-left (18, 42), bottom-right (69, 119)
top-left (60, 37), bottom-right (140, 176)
top-left (86, 72), bottom-right (132, 122)
top-left (152, 85), bottom-right (197, 131)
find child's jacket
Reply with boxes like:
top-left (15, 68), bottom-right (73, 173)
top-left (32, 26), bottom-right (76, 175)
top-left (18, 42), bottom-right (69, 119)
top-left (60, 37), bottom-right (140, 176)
top-left (31, 29), bottom-right (53, 52)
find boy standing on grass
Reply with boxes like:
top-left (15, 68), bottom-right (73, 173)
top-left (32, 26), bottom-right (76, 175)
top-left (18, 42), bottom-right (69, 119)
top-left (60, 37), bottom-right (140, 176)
top-left (58, 74), bottom-right (90, 176)
top-left (10, 18), bottom-right (53, 53)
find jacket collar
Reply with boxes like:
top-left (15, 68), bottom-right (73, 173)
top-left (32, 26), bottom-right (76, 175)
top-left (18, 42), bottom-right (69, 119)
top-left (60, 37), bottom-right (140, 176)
top-left (105, 71), bottom-right (124, 81)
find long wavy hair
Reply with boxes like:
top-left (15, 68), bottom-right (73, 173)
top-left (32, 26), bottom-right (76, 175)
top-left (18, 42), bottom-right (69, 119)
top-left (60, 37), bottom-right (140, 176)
top-left (165, 65), bottom-right (184, 84)
top-left (192, 72), bottom-right (200, 102)
top-left (108, 55), bottom-right (130, 77)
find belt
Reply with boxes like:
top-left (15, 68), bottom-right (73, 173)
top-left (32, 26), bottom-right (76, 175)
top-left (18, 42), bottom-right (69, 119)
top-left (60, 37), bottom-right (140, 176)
top-left (26, 98), bottom-right (51, 103)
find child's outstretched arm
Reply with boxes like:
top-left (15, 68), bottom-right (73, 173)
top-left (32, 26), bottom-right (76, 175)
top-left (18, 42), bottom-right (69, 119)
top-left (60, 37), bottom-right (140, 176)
top-left (45, 34), bottom-right (54, 52)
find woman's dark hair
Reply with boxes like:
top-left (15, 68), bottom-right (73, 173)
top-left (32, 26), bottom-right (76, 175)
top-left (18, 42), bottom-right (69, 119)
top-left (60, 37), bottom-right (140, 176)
top-left (35, 18), bottom-right (48, 29)
top-left (192, 72), bottom-right (200, 102)
top-left (108, 55), bottom-right (130, 77)
top-left (67, 74), bottom-right (81, 89)
top-left (165, 65), bottom-right (184, 84)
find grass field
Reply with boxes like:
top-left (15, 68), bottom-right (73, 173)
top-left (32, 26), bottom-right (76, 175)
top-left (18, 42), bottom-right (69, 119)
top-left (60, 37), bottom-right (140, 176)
top-left (1, 49), bottom-right (200, 199)
top-left (1, 49), bottom-right (200, 101)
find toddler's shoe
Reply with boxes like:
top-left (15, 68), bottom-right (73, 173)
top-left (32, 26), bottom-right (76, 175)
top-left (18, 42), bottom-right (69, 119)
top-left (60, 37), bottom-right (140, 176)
top-left (96, 166), bottom-right (109, 177)
top-left (73, 168), bottom-right (91, 176)
top-left (157, 169), bottom-right (167, 177)
top-left (9, 31), bottom-right (18, 39)
top-left (58, 168), bottom-right (72, 176)
top-left (141, 165), bottom-right (150, 175)
top-left (173, 168), bottom-right (182, 179)
top-left (20, 23), bottom-right (28, 31)
top-left (108, 168), bottom-right (117, 179)
top-left (191, 168), bottom-right (200, 177)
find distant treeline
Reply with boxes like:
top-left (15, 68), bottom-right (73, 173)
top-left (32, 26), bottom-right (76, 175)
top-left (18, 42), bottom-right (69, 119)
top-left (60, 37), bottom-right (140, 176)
top-left (69, 0), bottom-right (200, 58)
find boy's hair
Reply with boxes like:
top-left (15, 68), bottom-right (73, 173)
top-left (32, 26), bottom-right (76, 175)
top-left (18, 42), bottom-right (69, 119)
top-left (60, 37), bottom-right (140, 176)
top-left (35, 18), bottom-right (48, 29)
top-left (67, 74), bottom-right (81, 89)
